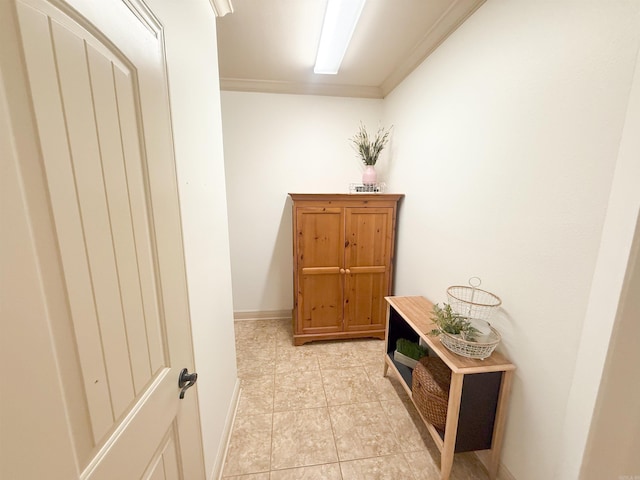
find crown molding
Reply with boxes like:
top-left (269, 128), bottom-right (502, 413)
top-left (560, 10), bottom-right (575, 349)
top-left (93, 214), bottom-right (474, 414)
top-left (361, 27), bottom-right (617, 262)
top-left (219, 77), bottom-right (383, 99)
top-left (209, 0), bottom-right (233, 17)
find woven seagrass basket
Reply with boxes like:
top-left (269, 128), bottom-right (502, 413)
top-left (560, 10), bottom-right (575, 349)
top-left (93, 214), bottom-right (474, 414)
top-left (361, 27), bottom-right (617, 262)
top-left (412, 357), bottom-right (451, 430)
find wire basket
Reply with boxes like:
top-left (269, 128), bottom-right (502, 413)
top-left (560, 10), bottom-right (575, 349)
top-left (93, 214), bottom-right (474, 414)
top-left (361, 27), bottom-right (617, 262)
top-left (439, 327), bottom-right (501, 360)
top-left (447, 277), bottom-right (501, 321)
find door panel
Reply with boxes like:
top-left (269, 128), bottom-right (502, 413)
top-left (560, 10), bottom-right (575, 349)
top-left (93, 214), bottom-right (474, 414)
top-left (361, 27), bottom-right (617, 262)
top-left (12, 0), bottom-right (204, 477)
top-left (18, 0), bottom-right (164, 442)
top-left (17, 0), bottom-right (117, 442)
top-left (344, 208), bottom-right (393, 330)
top-left (296, 207), bottom-right (344, 267)
top-left (344, 272), bottom-right (386, 330)
top-left (145, 429), bottom-right (180, 480)
top-left (300, 273), bottom-right (343, 333)
top-left (345, 208), bottom-right (393, 267)
top-left (296, 208), bottom-right (344, 333)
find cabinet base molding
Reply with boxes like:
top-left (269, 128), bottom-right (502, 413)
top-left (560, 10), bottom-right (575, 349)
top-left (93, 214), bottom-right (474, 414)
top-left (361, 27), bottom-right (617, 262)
top-left (294, 329), bottom-right (385, 346)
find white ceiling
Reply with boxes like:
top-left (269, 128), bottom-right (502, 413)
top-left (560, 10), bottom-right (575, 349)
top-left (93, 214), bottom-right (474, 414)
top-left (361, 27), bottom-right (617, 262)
top-left (216, 0), bottom-right (486, 99)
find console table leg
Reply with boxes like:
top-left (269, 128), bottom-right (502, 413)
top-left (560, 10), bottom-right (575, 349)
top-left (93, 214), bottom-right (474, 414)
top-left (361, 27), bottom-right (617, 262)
top-left (440, 372), bottom-right (464, 480)
top-left (487, 370), bottom-right (514, 479)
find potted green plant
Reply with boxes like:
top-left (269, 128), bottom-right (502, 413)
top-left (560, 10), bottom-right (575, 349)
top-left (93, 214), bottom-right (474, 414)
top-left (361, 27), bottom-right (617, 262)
top-left (394, 338), bottom-right (427, 369)
top-left (349, 123), bottom-right (392, 185)
top-left (429, 303), bottom-right (480, 341)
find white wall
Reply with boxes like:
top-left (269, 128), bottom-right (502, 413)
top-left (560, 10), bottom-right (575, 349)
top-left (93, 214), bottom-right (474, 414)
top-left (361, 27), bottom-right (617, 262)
top-left (146, 1), bottom-right (238, 479)
top-left (382, 2), bottom-right (640, 479)
top-left (558, 36), bottom-right (640, 480)
top-left (580, 214), bottom-right (640, 479)
top-left (221, 92), bottom-right (383, 313)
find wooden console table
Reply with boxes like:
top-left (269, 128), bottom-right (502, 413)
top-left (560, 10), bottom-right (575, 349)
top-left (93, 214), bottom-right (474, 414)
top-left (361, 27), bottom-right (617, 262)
top-left (384, 296), bottom-right (515, 480)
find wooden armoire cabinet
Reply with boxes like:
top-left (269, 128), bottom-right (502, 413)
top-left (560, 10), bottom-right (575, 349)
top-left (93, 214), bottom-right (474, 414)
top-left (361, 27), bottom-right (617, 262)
top-left (289, 193), bottom-right (403, 346)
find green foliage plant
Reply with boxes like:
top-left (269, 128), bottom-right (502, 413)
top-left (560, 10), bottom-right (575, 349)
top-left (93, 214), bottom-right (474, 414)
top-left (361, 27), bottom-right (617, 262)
top-left (429, 303), bottom-right (480, 342)
top-left (349, 122), bottom-right (392, 166)
top-left (395, 338), bottom-right (427, 360)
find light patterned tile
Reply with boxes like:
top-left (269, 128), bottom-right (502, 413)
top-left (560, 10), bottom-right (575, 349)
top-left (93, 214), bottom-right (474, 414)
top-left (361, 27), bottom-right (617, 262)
top-left (321, 367), bottom-right (377, 405)
top-left (270, 463), bottom-right (342, 480)
top-left (363, 363), bottom-right (410, 402)
top-left (275, 346), bottom-right (320, 374)
top-left (317, 350), bottom-right (368, 370)
top-left (405, 448), bottom-right (491, 480)
top-left (346, 338), bottom-right (386, 353)
top-left (234, 321), bottom-right (277, 342)
top-left (236, 356), bottom-right (276, 378)
top-left (340, 453), bottom-right (417, 480)
top-left (329, 402), bottom-right (402, 461)
top-left (271, 408), bottom-right (338, 470)
top-left (306, 340), bottom-right (348, 355)
top-left (357, 349), bottom-right (386, 365)
top-left (240, 373), bottom-right (275, 394)
top-left (236, 337), bottom-right (277, 359)
top-left (236, 375), bottom-right (274, 416)
top-left (222, 413), bottom-right (272, 477)
top-left (275, 319), bottom-right (293, 345)
top-left (227, 329), bottom-right (490, 480)
top-left (380, 399), bottom-right (430, 452)
top-left (223, 473), bottom-right (270, 480)
top-left (273, 370), bottom-right (327, 411)
top-left (404, 451), bottom-right (441, 479)
top-left (275, 327), bottom-right (294, 346)
top-left (235, 319), bottom-right (283, 330)
top-left (449, 452), bottom-right (491, 480)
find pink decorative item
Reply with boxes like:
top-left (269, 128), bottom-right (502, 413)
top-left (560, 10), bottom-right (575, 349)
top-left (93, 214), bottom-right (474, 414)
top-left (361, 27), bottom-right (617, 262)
top-left (362, 165), bottom-right (377, 185)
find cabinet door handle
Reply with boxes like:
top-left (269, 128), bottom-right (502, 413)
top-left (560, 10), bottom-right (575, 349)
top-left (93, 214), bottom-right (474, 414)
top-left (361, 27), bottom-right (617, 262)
top-left (340, 268), bottom-right (345, 274)
top-left (345, 269), bottom-right (351, 274)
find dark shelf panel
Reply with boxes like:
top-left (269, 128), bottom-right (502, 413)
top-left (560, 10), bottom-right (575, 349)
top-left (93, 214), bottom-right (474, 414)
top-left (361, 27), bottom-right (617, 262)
top-left (386, 353), bottom-right (414, 389)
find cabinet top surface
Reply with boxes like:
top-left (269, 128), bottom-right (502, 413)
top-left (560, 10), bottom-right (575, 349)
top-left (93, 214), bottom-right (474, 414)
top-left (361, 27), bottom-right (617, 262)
top-left (386, 296), bottom-right (515, 373)
top-left (289, 193), bottom-right (404, 202)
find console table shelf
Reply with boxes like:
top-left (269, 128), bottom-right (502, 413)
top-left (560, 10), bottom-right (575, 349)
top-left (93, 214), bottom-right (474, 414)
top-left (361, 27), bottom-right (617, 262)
top-left (384, 296), bottom-right (515, 480)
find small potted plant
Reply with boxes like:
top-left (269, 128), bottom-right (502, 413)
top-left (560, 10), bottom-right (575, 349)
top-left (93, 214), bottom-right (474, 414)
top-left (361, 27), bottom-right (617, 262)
top-left (429, 303), bottom-right (502, 359)
top-left (429, 303), bottom-right (480, 341)
top-left (349, 122), bottom-right (392, 185)
top-left (394, 338), bottom-right (428, 369)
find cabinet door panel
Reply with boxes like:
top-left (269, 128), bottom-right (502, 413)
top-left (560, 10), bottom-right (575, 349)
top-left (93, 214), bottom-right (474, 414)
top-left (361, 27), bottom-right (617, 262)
top-left (300, 273), bottom-right (343, 333)
top-left (295, 207), bottom-right (344, 333)
top-left (345, 208), bottom-right (393, 267)
top-left (344, 272), bottom-right (386, 331)
top-left (344, 208), bottom-right (393, 330)
top-left (296, 207), bottom-right (343, 267)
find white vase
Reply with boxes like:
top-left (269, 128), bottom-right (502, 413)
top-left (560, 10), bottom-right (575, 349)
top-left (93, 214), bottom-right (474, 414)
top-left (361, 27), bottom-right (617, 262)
top-left (362, 165), bottom-right (377, 185)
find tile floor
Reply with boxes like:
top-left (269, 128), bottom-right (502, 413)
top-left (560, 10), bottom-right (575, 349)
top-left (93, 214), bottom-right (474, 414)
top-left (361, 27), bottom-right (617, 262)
top-left (222, 319), bottom-right (490, 480)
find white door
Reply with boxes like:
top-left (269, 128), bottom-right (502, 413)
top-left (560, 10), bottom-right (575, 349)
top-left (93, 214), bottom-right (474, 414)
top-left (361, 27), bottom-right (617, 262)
top-left (1, 0), bottom-right (205, 478)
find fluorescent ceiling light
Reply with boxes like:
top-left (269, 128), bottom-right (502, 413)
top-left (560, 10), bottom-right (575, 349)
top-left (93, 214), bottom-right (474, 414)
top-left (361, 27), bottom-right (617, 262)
top-left (314, 0), bottom-right (366, 75)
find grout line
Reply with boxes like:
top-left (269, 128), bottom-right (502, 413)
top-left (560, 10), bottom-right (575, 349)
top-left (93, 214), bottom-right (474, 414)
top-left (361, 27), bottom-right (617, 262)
top-left (268, 340), bottom-right (276, 475)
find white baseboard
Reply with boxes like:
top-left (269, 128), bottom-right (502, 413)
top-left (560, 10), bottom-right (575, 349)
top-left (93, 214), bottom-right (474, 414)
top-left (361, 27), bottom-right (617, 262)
top-left (475, 451), bottom-right (517, 480)
top-left (233, 310), bottom-right (291, 321)
top-left (211, 379), bottom-right (241, 480)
